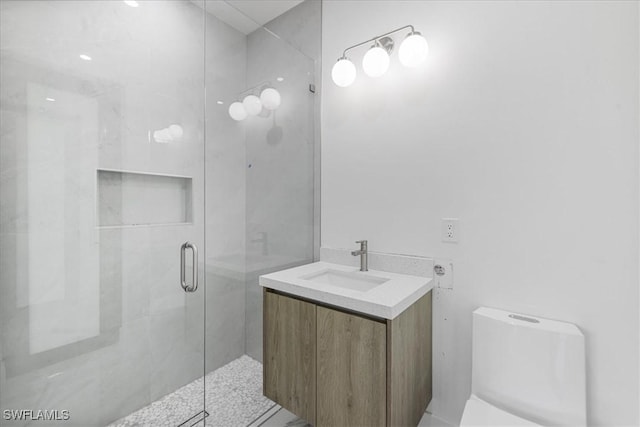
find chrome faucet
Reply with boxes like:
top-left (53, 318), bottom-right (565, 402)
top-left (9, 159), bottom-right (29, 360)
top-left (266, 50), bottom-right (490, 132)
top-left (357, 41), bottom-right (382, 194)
top-left (351, 240), bottom-right (368, 272)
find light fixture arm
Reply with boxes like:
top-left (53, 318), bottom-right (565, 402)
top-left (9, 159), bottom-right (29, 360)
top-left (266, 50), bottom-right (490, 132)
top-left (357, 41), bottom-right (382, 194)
top-left (341, 24), bottom-right (415, 58)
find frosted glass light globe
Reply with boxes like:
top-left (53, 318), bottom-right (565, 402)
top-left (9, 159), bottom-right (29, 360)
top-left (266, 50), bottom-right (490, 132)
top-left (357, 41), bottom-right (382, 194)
top-left (331, 58), bottom-right (356, 87)
top-left (228, 102), bottom-right (247, 121)
top-left (243, 95), bottom-right (262, 116)
top-left (362, 46), bottom-right (390, 78)
top-left (260, 88), bottom-right (281, 110)
top-left (399, 32), bottom-right (429, 67)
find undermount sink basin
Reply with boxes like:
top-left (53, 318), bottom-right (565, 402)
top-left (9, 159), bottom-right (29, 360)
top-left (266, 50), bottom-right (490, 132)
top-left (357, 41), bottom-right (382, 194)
top-left (301, 269), bottom-right (389, 292)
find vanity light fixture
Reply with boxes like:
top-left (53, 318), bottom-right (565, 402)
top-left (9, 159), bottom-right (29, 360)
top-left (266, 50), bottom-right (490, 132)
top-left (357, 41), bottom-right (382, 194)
top-left (362, 37), bottom-right (393, 77)
top-left (242, 95), bottom-right (262, 116)
top-left (260, 88), bottom-right (281, 110)
top-left (228, 84), bottom-right (282, 121)
top-left (331, 25), bottom-right (428, 87)
top-left (228, 102), bottom-right (248, 121)
top-left (399, 30), bottom-right (429, 67)
top-left (331, 57), bottom-right (357, 87)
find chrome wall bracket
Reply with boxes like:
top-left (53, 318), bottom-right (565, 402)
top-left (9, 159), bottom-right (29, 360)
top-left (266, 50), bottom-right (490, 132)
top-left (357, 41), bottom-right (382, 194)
top-left (376, 36), bottom-right (394, 55)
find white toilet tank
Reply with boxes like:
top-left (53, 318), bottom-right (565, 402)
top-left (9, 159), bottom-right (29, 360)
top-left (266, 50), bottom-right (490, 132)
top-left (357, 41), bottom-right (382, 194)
top-left (471, 307), bottom-right (586, 426)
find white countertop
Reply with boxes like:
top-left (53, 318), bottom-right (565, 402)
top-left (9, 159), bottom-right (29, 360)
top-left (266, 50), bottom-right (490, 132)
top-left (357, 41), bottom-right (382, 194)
top-left (259, 261), bottom-right (433, 320)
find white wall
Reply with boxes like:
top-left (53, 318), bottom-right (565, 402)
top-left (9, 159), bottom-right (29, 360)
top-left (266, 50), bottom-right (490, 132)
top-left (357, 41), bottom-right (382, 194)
top-left (321, 1), bottom-right (639, 425)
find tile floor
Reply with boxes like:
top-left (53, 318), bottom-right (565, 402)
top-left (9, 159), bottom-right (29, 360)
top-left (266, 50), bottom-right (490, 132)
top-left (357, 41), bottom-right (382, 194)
top-left (108, 354), bottom-right (453, 427)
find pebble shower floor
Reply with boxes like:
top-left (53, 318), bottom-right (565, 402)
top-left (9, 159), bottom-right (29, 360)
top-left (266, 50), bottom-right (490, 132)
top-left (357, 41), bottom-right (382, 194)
top-left (108, 355), bottom-right (274, 427)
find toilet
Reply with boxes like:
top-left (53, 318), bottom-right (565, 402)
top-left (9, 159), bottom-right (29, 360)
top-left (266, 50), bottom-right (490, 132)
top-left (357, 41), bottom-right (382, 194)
top-left (460, 307), bottom-right (586, 426)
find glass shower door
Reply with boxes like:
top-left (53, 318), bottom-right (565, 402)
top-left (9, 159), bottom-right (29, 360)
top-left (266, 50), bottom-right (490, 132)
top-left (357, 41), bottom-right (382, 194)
top-left (201, 1), bottom-right (320, 423)
top-left (0, 1), bottom-right (207, 426)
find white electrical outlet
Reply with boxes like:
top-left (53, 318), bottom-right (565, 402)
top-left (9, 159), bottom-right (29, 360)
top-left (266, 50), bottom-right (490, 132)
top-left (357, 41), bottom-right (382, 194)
top-left (441, 218), bottom-right (459, 243)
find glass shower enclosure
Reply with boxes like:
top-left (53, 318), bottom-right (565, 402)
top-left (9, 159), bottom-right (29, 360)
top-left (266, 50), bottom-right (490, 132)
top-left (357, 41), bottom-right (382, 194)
top-left (0, 0), bottom-right (319, 425)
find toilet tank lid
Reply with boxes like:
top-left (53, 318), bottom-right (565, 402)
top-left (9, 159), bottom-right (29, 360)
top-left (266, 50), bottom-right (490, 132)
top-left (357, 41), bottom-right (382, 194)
top-left (474, 307), bottom-right (583, 337)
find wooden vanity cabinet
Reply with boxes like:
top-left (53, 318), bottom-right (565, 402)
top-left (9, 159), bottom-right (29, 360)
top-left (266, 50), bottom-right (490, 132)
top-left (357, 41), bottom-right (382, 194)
top-left (263, 290), bottom-right (317, 423)
top-left (264, 288), bottom-right (432, 427)
top-left (317, 305), bottom-right (387, 426)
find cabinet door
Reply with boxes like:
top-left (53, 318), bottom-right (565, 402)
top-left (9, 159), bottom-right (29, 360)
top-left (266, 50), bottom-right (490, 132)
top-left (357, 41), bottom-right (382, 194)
top-left (388, 291), bottom-right (432, 426)
top-left (317, 306), bottom-right (386, 427)
top-left (263, 290), bottom-right (316, 424)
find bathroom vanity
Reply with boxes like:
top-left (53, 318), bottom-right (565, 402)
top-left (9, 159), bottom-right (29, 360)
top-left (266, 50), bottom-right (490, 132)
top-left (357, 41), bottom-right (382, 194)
top-left (260, 262), bottom-right (433, 427)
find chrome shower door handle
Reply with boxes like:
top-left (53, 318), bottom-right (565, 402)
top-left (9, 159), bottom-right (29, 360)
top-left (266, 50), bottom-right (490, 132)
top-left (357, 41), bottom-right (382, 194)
top-left (180, 241), bottom-right (198, 293)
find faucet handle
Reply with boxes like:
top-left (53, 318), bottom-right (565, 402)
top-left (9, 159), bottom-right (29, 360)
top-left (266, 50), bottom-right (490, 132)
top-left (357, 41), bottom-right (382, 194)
top-left (355, 240), bottom-right (367, 248)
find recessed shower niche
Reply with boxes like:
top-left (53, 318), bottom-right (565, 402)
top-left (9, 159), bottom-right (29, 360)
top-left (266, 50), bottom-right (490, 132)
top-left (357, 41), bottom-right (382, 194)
top-left (97, 169), bottom-right (193, 227)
